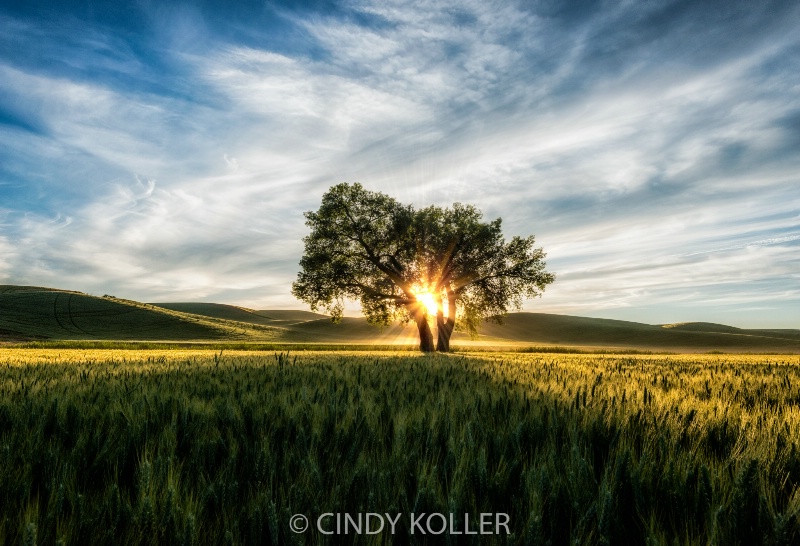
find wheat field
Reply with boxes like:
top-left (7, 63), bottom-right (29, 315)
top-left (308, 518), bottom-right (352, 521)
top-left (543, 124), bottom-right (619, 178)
top-left (1, 349), bottom-right (799, 545)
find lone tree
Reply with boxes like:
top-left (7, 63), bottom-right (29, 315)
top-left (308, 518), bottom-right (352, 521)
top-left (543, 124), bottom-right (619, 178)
top-left (292, 183), bottom-right (555, 352)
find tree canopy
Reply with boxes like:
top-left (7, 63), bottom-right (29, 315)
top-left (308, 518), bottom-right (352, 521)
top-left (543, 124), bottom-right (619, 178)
top-left (292, 183), bottom-right (555, 352)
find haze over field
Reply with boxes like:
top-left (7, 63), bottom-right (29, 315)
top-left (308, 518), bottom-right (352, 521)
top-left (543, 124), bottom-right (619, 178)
top-left (1, 0), bottom-right (799, 328)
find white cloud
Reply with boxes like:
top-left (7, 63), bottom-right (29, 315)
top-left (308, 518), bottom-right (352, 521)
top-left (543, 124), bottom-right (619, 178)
top-left (1, 0), bottom-right (798, 325)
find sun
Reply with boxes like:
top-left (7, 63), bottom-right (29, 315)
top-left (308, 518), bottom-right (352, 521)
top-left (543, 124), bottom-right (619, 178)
top-left (416, 292), bottom-right (439, 316)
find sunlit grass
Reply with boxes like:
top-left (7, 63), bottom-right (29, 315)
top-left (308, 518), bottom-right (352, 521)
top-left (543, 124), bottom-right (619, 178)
top-left (1, 349), bottom-right (799, 544)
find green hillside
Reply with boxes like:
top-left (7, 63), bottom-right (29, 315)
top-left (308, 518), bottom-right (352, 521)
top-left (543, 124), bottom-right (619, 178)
top-left (662, 322), bottom-right (800, 342)
top-left (281, 317), bottom-right (420, 343)
top-left (150, 303), bottom-right (800, 351)
top-left (253, 310), bottom-right (330, 322)
top-left (148, 304), bottom-right (419, 343)
top-left (0, 286), bottom-right (280, 341)
top-left (477, 313), bottom-right (800, 351)
top-left (2, 285), bottom-right (799, 351)
top-left (150, 303), bottom-right (327, 325)
top-left (278, 313), bottom-right (800, 351)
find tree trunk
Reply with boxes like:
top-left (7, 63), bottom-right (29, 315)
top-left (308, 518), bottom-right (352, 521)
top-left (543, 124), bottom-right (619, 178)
top-left (436, 313), bottom-right (454, 352)
top-left (436, 291), bottom-right (456, 352)
top-left (413, 309), bottom-right (435, 352)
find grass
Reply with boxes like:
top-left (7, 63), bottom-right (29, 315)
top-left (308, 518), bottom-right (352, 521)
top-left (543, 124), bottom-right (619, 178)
top-left (1, 349), bottom-right (799, 544)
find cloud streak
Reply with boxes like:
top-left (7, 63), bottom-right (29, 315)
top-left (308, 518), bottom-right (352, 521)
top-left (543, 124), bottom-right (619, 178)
top-left (0, 0), bottom-right (798, 327)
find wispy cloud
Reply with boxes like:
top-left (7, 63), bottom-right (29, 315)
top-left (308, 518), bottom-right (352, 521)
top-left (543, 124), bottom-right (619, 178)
top-left (1, 0), bottom-right (798, 326)
top-left (674, 234), bottom-right (800, 258)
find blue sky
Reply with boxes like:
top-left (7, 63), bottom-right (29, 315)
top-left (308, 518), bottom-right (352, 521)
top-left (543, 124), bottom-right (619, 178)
top-left (1, 0), bottom-right (798, 327)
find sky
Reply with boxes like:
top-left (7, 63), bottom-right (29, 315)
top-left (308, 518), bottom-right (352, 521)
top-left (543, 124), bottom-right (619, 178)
top-left (0, 0), bottom-right (798, 328)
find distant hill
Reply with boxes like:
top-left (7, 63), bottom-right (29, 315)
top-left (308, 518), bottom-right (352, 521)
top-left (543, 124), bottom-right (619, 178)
top-left (661, 322), bottom-right (800, 342)
top-left (281, 317), bottom-right (421, 344)
top-left (476, 313), bottom-right (800, 351)
top-left (150, 304), bottom-right (419, 343)
top-left (0, 286), bottom-right (282, 341)
top-left (253, 310), bottom-right (331, 323)
top-left (2, 285), bottom-right (798, 352)
top-left (150, 303), bottom-right (327, 326)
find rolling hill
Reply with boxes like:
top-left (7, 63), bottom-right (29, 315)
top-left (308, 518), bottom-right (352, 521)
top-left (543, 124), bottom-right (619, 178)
top-left (661, 322), bottom-right (800, 342)
top-left (147, 300), bottom-right (800, 351)
top-left (475, 313), bottom-right (800, 351)
top-left (1, 285), bottom-right (798, 352)
top-left (151, 303), bottom-right (327, 326)
top-left (147, 303), bottom-right (421, 343)
top-left (0, 286), bottom-right (283, 341)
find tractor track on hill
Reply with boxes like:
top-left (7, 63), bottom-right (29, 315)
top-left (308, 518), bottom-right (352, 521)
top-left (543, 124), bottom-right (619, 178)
top-left (66, 293), bottom-right (93, 336)
top-left (52, 292), bottom-right (69, 333)
top-left (52, 292), bottom-right (92, 336)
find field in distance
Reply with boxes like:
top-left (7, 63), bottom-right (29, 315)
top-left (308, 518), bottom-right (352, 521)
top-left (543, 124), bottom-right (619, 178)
top-left (1, 284), bottom-right (799, 352)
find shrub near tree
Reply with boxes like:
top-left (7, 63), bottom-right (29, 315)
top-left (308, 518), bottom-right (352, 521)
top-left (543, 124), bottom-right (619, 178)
top-left (292, 183), bottom-right (555, 352)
